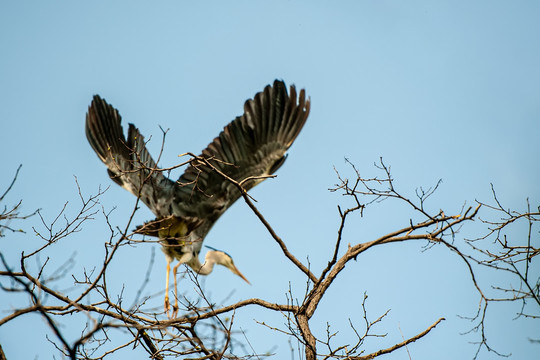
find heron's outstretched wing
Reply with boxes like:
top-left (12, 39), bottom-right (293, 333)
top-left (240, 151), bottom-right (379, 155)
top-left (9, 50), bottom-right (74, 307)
top-left (174, 80), bottom-right (310, 224)
top-left (86, 95), bottom-right (174, 217)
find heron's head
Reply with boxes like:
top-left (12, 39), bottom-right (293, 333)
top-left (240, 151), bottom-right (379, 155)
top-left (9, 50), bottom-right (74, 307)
top-left (205, 246), bottom-right (250, 284)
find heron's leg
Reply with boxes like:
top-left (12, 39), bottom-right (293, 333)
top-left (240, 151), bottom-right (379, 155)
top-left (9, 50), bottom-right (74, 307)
top-left (164, 257), bottom-right (171, 316)
top-left (172, 261), bottom-right (182, 318)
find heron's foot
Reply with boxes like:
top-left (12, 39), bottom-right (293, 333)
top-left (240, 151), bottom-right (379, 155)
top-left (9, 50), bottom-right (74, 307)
top-left (171, 303), bottom-right (179, 319)
top-left (164, 294), bottom-right (179, 318)
top-left (164, 294), bottom-right (171, 318)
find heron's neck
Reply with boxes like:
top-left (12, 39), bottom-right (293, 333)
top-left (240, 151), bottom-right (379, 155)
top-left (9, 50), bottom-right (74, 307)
top-left (187, 252), bottom-right (216, 275)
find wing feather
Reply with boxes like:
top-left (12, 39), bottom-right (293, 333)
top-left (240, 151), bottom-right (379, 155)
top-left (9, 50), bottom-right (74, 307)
top-left (85, 95), bottom-right (174, 217)
top-left (173, 80), bottom-right (310, 225)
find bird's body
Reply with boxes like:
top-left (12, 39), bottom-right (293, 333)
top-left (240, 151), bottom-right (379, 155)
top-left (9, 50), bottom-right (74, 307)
top-left (85, 80), bottom-right (309, 315)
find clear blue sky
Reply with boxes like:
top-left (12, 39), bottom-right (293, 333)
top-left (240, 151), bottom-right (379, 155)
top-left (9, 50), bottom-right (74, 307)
top-left (1, 1), bottom-right (539, 359)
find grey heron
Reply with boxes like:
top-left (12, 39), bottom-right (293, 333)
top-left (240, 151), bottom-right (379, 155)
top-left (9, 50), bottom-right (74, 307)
top-left (85, 80), bottom-right (310, 316)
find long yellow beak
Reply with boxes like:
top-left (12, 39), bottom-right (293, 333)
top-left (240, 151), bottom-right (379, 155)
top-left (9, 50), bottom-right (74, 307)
top-left (229, 263), bottom-right (250, 285)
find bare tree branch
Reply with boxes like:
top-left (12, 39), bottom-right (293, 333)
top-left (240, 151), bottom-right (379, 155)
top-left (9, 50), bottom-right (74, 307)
top-left (2, 144), bottom-right (537, 359)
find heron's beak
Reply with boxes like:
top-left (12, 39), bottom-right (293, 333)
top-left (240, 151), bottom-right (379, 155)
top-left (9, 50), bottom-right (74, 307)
top-left (229, 263), bottom-right (250, 285)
